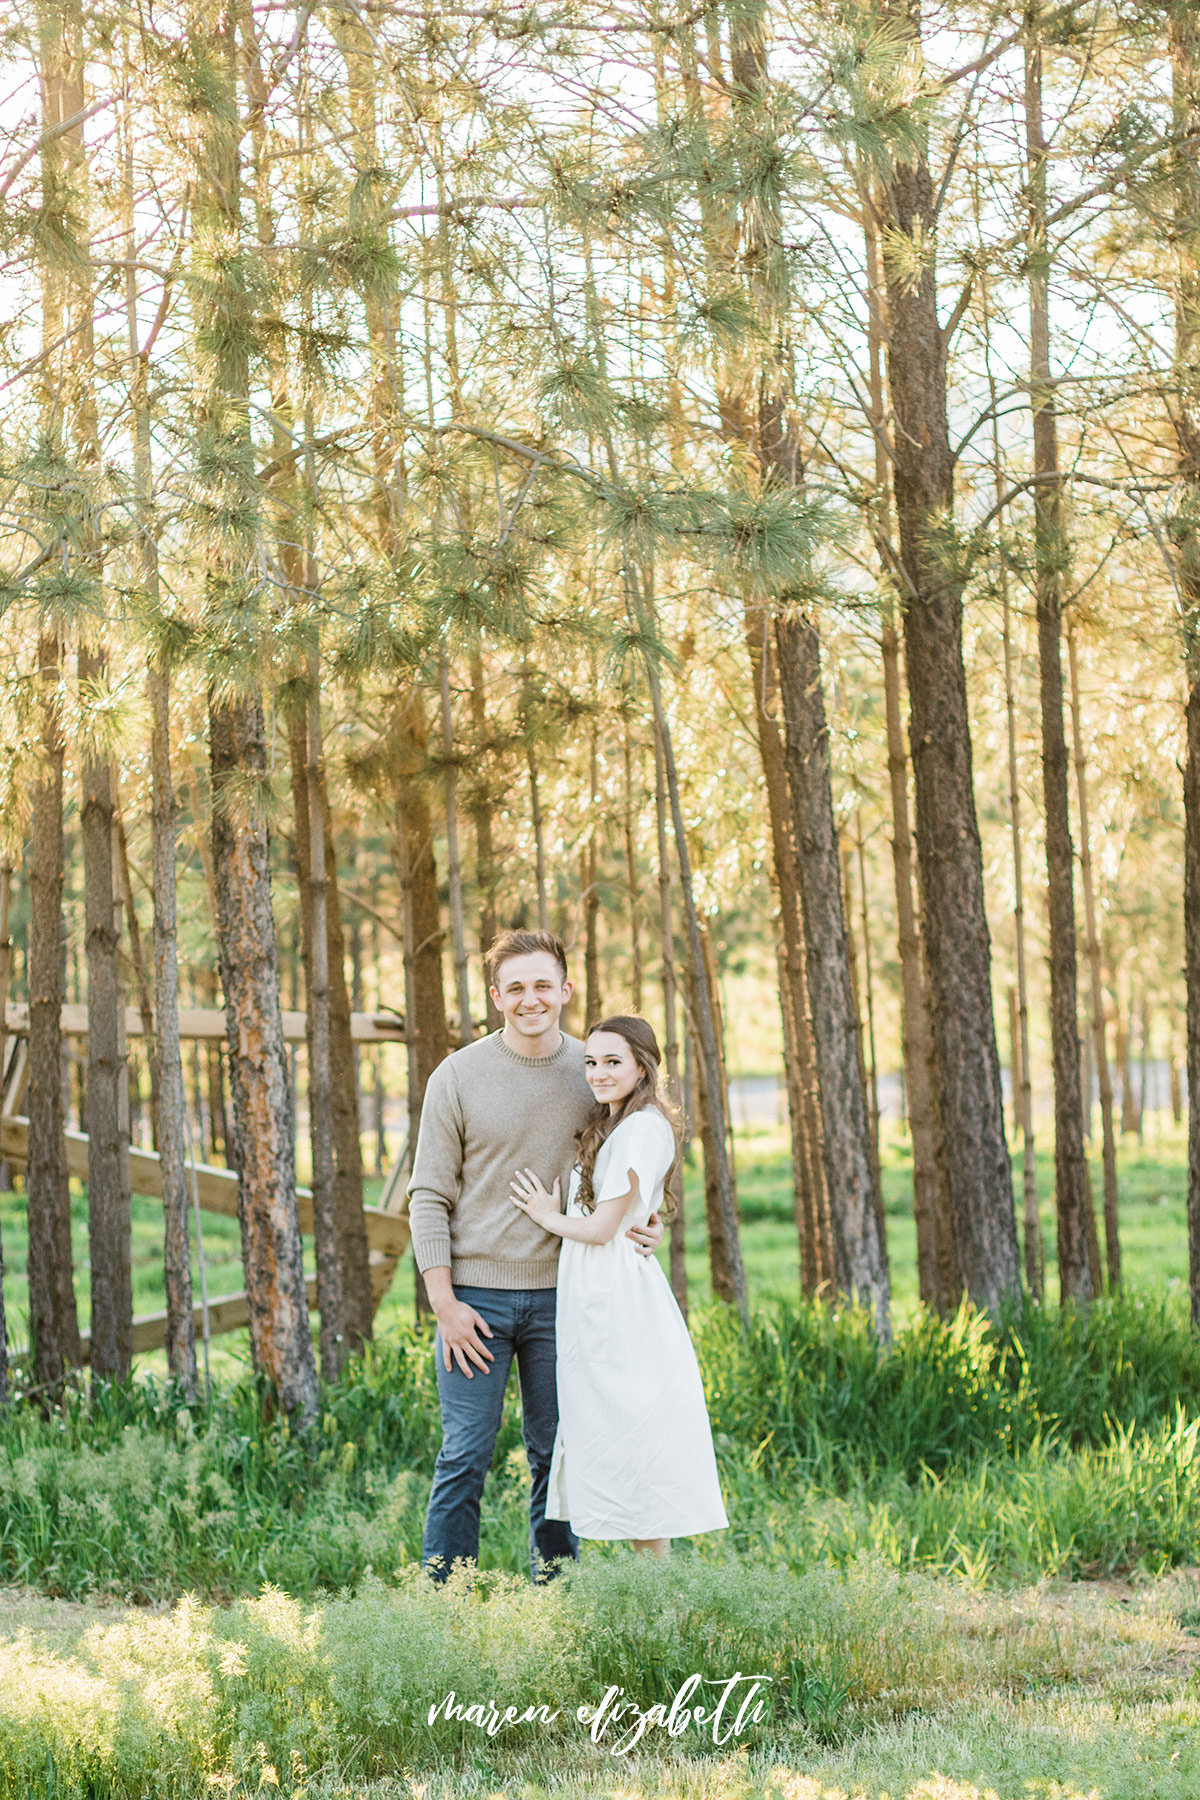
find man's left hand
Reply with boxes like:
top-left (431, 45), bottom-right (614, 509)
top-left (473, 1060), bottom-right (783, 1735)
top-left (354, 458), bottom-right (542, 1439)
top-left (626, 1211), bottom-right (665, 1258)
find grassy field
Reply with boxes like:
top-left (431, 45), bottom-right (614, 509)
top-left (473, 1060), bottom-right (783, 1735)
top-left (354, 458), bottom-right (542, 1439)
top-left (0, 1114), bottom-right (1189, 1371)
top-left (1, 1119), bottom-right (1197, 1796)
top-left (0, 1078), bottom-right (1179, 1328)
top-left (376, 1116), bottom-right (1194, 1337)
top-left (3, 1555), bottom-right (1200, 1797)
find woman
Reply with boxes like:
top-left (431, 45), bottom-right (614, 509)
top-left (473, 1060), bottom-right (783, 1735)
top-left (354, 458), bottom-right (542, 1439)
top-left (510, 1014), bottom-right (727, 1554)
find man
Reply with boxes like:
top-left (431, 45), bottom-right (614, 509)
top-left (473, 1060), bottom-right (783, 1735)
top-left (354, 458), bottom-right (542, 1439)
top-left (408, 927), bottom-right (664, 1580)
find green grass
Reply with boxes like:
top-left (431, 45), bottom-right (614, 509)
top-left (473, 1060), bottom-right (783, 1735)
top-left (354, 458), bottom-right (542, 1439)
top-left (2, 1123), bottom-right (1200, 1796)
top-left (3, 1285), bottom-right (1200, 1604)
top-left (693, 1117), bottom-right (1192, 1318)
top-left (0, 1122), bottom-right (1196, 1609)
top-left (1, 1116), bottom-right (1188, 1362)
top-left (1, 1558), bottom-right (1198, 1797)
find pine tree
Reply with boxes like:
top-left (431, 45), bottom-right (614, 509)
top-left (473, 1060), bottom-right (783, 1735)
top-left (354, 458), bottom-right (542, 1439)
top-left (191, 3), bottom-right (316, 1420)
top-left (875, 0), bottom-right (1020, 1311)
top-left (1024, 10), bottom-right (1097, 1308)
top-left (1167, 2), bottom-right (1200, 1330)
top-left (727, 9), bottom-right (889, 1330)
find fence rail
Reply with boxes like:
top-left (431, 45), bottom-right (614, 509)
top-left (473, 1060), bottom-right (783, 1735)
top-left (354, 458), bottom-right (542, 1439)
top-left (0, 1111), bottom-right (413, 1361)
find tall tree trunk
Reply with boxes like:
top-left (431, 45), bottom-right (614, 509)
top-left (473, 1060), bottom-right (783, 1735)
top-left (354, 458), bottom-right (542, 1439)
top-left (775, 611), bottom-right (890, 1332)
top-left (721, 14), bottom-right (868, 1315)
top-left (27, 633), bottom-right (80, 1385)
top-left (518, 673), bottom-right (551, 936)
top-left (652, 723), bottom-right (688, 1313)
top-left (1115, 970), bottom-right (1136, 1136)
top-left (468, 648), bottom-right (502, 1030)
top-left (29, 0), bottom-right (86, 1385)
top-left (319, 782), bottom-right (372, 1352)
top-left (192, 3), bottom-right (316, 1420)
top-left (182, 760), bottom-right (230, 1166)
top-left (622, 717), bottom-right (643, 1013)
top-left (58, 0), bottom-right (128, 1373)
top-left (245, 3), bottom-right (359, 1370)
top-left (583, 719), bottom-right (602, 1025)
top-left (79, 643), bottom-right (133, 1379)
top-left (701, 915), bottom-right (739, 1183)
top-left (149, 659), bottom-right (196, 1398)
top-left (841, 831), bottom-right (881, 1207)
top-left (209, 1000), bottom-right (230, 1163)
top-left (999, 519), bottom-right (1044, 1299)
top-left (393, 696), bottom-right (451, 1318)
top-left (862, 176), bottom-right (954, 1313)
top-left (371, 911), bottom-right (386, 1176)
top-left (1008, 984), bottom-right (1022, 1139)
top-left (1025, 19), bottom-right (1094, 1309)
top-left (687, 988), bottom-right (732, 1305)
top-left (743, 602), bottom-right (831, 1296)
top-left (211, 696), bottom-right (318, 1419)
top-left (1189, 659), bottom-right (1200, 1328)
top-left (115, 812), bottom-right (157, 1148)
top-left (118, 56), bottom-right (163, 1168)
top-left (328, 0), bottom-right (450, 1170)
top-left (289, 708), bottom-right (371, 1364)
top-left (439, 658), bottom-right (474, 1046)
top-left (854, 817), bottom-right (882, 1191)
top-left (396, 772), bottom-right (450, 1123)
top-left (880, 0), bottom-right (1019, 1311)
top-left (328, 4), bottom-right (447, 1323)
top-left (775, 935), bottom-right (818, 1294)
top-left (1165, 11), bottom-right (1200, 1323)
top-left (1067, 621), bottom-right (1120, 1289)
top-left (881, 613), bottom-right (956, 1310)
top-left (189, 1040), bottom-right (207, 1163)
top-left (0, 860), bottom-right (12, 1402)
top-left (633, 569), bottom-right (748, 1323)
top-left (527, 744), bottom-right (550, 932)
top-left (303, 662), bottom-right (346, 1382)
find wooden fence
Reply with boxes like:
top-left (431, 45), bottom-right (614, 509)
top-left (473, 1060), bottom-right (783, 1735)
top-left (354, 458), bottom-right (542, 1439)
top-left (0, 1005), bottom-right (412, 1361)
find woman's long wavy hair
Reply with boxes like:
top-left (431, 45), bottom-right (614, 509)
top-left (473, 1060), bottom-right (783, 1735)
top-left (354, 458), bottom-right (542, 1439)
top-left (575, 1015), bottom-right (680, 1215)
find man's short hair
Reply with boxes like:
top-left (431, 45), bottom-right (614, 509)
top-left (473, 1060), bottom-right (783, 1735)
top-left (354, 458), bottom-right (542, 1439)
top-left (485, 928), bottom-right (569, 986)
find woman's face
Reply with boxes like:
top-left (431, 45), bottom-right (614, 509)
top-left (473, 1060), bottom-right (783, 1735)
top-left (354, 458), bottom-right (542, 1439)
top-left (584, 1031), bottom-right (641, 1106)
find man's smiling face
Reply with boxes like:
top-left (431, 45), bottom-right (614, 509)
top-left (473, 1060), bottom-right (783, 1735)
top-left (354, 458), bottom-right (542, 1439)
top-left (489, 949), bottom-right (573, 1045)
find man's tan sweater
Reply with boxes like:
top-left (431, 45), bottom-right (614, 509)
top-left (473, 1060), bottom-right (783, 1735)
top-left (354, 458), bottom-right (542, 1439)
top-left (407, 1030), bottom-right (594, 1289)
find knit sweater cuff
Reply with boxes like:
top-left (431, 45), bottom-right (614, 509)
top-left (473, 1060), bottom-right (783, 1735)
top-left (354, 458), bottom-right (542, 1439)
top-left (413, 1232), bottom-right (453, 1275)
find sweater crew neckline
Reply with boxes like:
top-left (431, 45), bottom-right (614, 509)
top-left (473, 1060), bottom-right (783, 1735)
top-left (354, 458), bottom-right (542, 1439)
top-left (491, 1028), bottom-right (574, 1067)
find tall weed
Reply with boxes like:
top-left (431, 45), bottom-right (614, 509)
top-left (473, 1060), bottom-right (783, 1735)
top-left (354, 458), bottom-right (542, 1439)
top-left (695, 1288), bottom-right (1200, 1479)
top-left (0, 1552), bottom-right (1186, 1797)
top-left (0, 1558), bottom-right (929, 1795)
top-left (3, 1291), bottom-right (1200, 1601)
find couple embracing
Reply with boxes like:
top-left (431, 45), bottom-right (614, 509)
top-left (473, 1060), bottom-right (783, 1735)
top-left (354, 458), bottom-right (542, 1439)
top-left (408, 927), bottom-right (728, 1578)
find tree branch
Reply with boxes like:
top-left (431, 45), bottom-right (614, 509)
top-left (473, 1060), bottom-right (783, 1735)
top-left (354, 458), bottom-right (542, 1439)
top-left (0, 97), bottom-right (111, 202)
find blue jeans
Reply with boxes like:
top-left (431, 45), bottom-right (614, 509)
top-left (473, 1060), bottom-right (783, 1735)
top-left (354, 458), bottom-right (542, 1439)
top-left (422, 1286), bottom-right (579, 1583)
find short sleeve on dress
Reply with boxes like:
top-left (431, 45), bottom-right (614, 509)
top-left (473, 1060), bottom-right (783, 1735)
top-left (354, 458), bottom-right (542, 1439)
top-left (594, 1109), bottom-right (675, 1207)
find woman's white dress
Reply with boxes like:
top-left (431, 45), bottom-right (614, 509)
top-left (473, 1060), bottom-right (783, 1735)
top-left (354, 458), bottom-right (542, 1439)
top-left (545, 1106), bottom-right (728, 1540)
